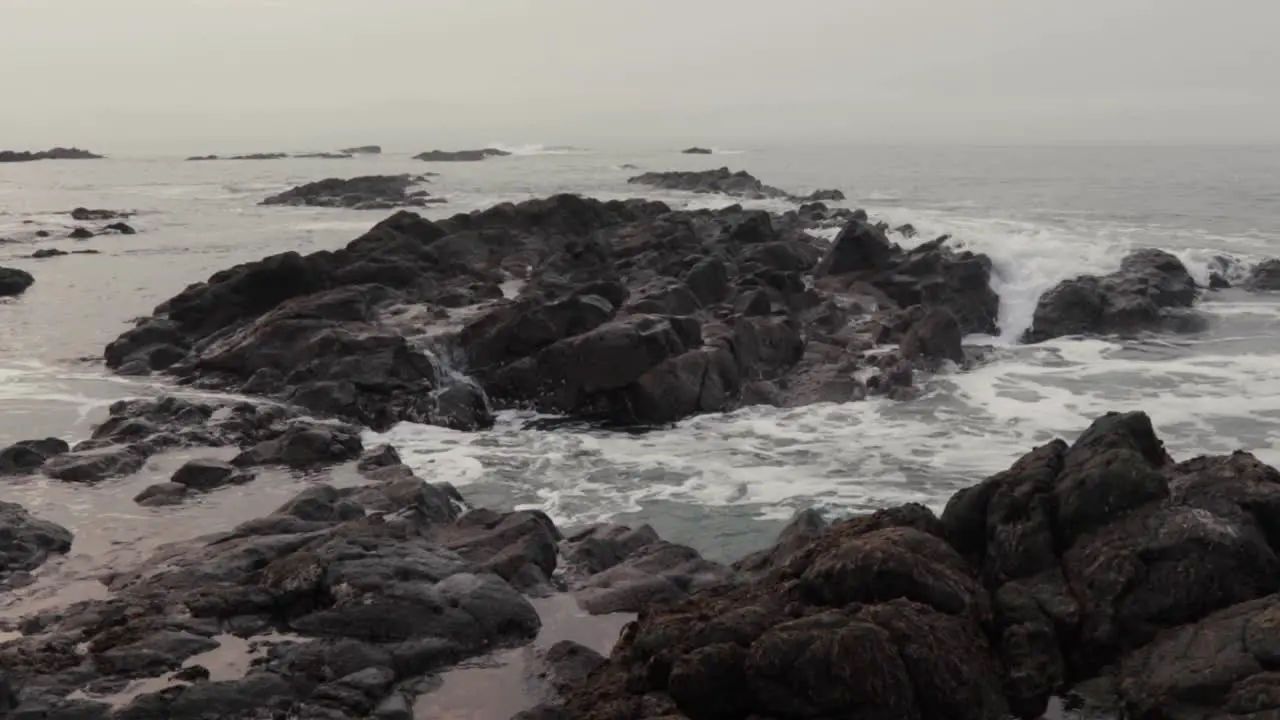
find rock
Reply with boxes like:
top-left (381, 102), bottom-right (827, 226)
top-left (0, 437), bottom-right (69, 474)
top-left (295, 152), bottom-right (353, 159)
top-left (815, 218), bottom-right (895, 275)
top-left (357, 444), bottom-right (401, 473)
top-left (171, 458), bottom-right (250, 492)
top-left (1244, 258), bottom-right (1280, 292)
top-left (413, 148), bottom-right (511, 162)
top-left (34, 230), bottom-right (50, 237)
top-left (1023, 248), bottom-right (1200, 342)
top-left (798, 188), bottom-right (845, 202)
top-left (627, 167), bottom-right (825, 203)
top-left (232, 423), bottom-right (363, 469)
top-left (69, 226), bottom-right (94, 239)
top-left (134, 482), bottom-right (190, 506)
top-left (261, 175), bottom-right (433, 209)
top-left (103, 222), bottom-right (136, 235)
top-left (900, 306), bottom-right (965, 367)
top-left (0, 147), bottom-right (103, 162)
top-left (41, 444), bottom-right (146, 483)
top-left (30, 248), bottom-right (68, 258)
top-left (681, 147), bottom-right (713, 154)
top-left (70, 208), bottom-right (129, 221)
top-left (0, 266), bottom-right (35, 296)
top-left (0, 501), bottom-right (73, 580)
top-left (341, 145), bottom-right (382, 155)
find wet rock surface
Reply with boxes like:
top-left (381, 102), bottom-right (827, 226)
top-left (1023, 248), bottom-right (1202, 342)
top-left (103, 194), bottom-right (1000, 430)
top-left (0, 501), bottom-right (73, 584)
top-left (260, 174), bottom-right (440, 210)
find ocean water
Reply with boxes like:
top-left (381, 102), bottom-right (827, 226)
top-left (2, 143), bottom-right (1279, 569)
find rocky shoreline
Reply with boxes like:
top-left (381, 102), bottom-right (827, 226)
top-left (6, 173), bottom-right (1280, 719)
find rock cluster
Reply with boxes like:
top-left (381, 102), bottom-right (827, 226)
top-left (412, 148), bottom-right (512, 162)
top-left (0, 147), bottom-right (103, 162)
top-left (102, 195), bottom-right (997, 431)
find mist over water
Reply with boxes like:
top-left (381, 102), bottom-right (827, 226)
top-left (3, 143), bottom-right (1279, 563)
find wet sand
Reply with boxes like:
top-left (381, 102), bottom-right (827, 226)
top-left (414, 595), bottom-right (633, 719)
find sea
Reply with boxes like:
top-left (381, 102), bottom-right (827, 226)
top-left (2, 142), bottom-right (1279, 583)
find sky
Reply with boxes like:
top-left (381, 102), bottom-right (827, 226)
top-left (2, 0), bottom-right (1278, 152)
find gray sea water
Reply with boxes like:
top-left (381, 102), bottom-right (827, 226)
top-left (2, 142), bottom-right (1279, 580)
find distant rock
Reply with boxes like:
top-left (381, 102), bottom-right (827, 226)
top-left (187, 153), bottom-right (290, 161)
top-left (70, 207), bottom-right (131, 221)
top-left (68, 227), bottom-right (93, 239)
top-left (31, 248), bottom-right (67, 259)
top-left (0, 267), bottom-right (34, 297)
top-left (1023, 248), bottom-right (1202, 343)
top-left (681, 147), bottom-right (713, 154)
top-left (412, 148), bottom-right (511, 162)
top-left (341, 145), bottom-right (382, 155)
top-left (628, 167), bottom-right (844, 204)
top-left (186, 155), bottom-right (219, 161)
top-left (295, 152), bottom-right (353, 159)
top-left (260, 174), bottom-right (438, 210)
top-left (0, 147), bottom-right (103, 162)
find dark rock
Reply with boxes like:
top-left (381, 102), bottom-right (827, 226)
top-left (357, 444), bottom-right (402, 473)
top-left (900, 306), bottom-right (965, 367)
top-left (34, 230), bottom-right (50, 237)
top-left (413, 148), bottom-right (511, 162)
top-left (0, 147), bottom-right (103, 162)
top-left (31, 248), bottom-right (68, 258)
top-left (627, 167), bottom-right (825, 203)
top-left (41, 444), bottom-right (146, 483)
top-left (69, 226), bottom-right (94, 239)
top-left (1244, 258), bottom-right (1280, 292)
top-left (798, 188), bottom-right (845, 202)
top-left (0, 501), bottom-right (73, 580)
top-left (0, 266), bottom-right (35, 296)
top-left (70, 208), bottom-right (129, 221)
top-left (295, 152), bottom-right (353, 159)
top-left (231, 423), bottom-right (363, 469)
top-left (341, 145), bottom-right (382, 155)
top-left (103, 222), bottom-right (136, 235)
top-left (261, 175), bottom-right (433, 209)
top-left (0, 437), bottom-right (69, 475)
top-left (816, 219), bottom-right (896, 275)
top-left (680, 147), bottom-right (713, 154)
top-left (171, 458), bottom-right (250, 492)
top-left (134, 482), bottom-right (190, 506)
top-left (1023, 248), bottom-right (1200, 342)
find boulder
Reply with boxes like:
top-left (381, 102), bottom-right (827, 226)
top-left (171, 458), bottom-right (251, 492)
top-left (41, 444), bottom-right (147, 483)
top-left (232, 423), bottom-right (363, 469)
top-left (0, 266), bottom-right (35, 296)
top-left (261, 175), bottom-right (434, 209)
top-left (0, 437), bottom-right (69, 475)
top-left (1023, 248), bottom-right (1200, 342)
top-left (69, 226), bottom-right (94, 239)
top-left (0, 501), bottom-right (73, 580)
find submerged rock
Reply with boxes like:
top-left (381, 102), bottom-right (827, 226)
top-left (681, 147), bottom-right (712, 154)
top-left (413, 148), bottom-right (511, 162)
top-left (0, 267), bottom-right (35, 297)
top-left (1023, 248), bottom-right (1201, 342)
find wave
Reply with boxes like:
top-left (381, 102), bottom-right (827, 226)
top-left (485, 143), bottom-right (590, 156)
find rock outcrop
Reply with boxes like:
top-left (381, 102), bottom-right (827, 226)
top-left (103, 195), bottom-right (998, 430)
top-left (0, 147), bottom-right (103, 162)
top-left (627, 167), bottom-right (844, 204)
top-left (0, 267), bottom-right (35, 297)
top-left (681, 147), bottom-right (712, 154)
top-left (340, 145), bottom-right (382, 155)
top-left (413, 148), bottom-right (512, 162)
top-left (260, 174), bottom-right (441, 210)
top-left (1023, 248), bottom-right (1202, 342)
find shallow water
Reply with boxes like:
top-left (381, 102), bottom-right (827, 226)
top-left (3, 143), bottom-right (1280, 568)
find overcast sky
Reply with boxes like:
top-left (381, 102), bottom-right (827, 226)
top-left (3, 0), bottom-right (1277, 152)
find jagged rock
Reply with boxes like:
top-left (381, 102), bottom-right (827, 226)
top-left (232, 423), bottom-right (363, 469)
top-left (0, 267), bottom-right (35, 297)
top-left (1023, 248), bottom-right (1201, 342)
